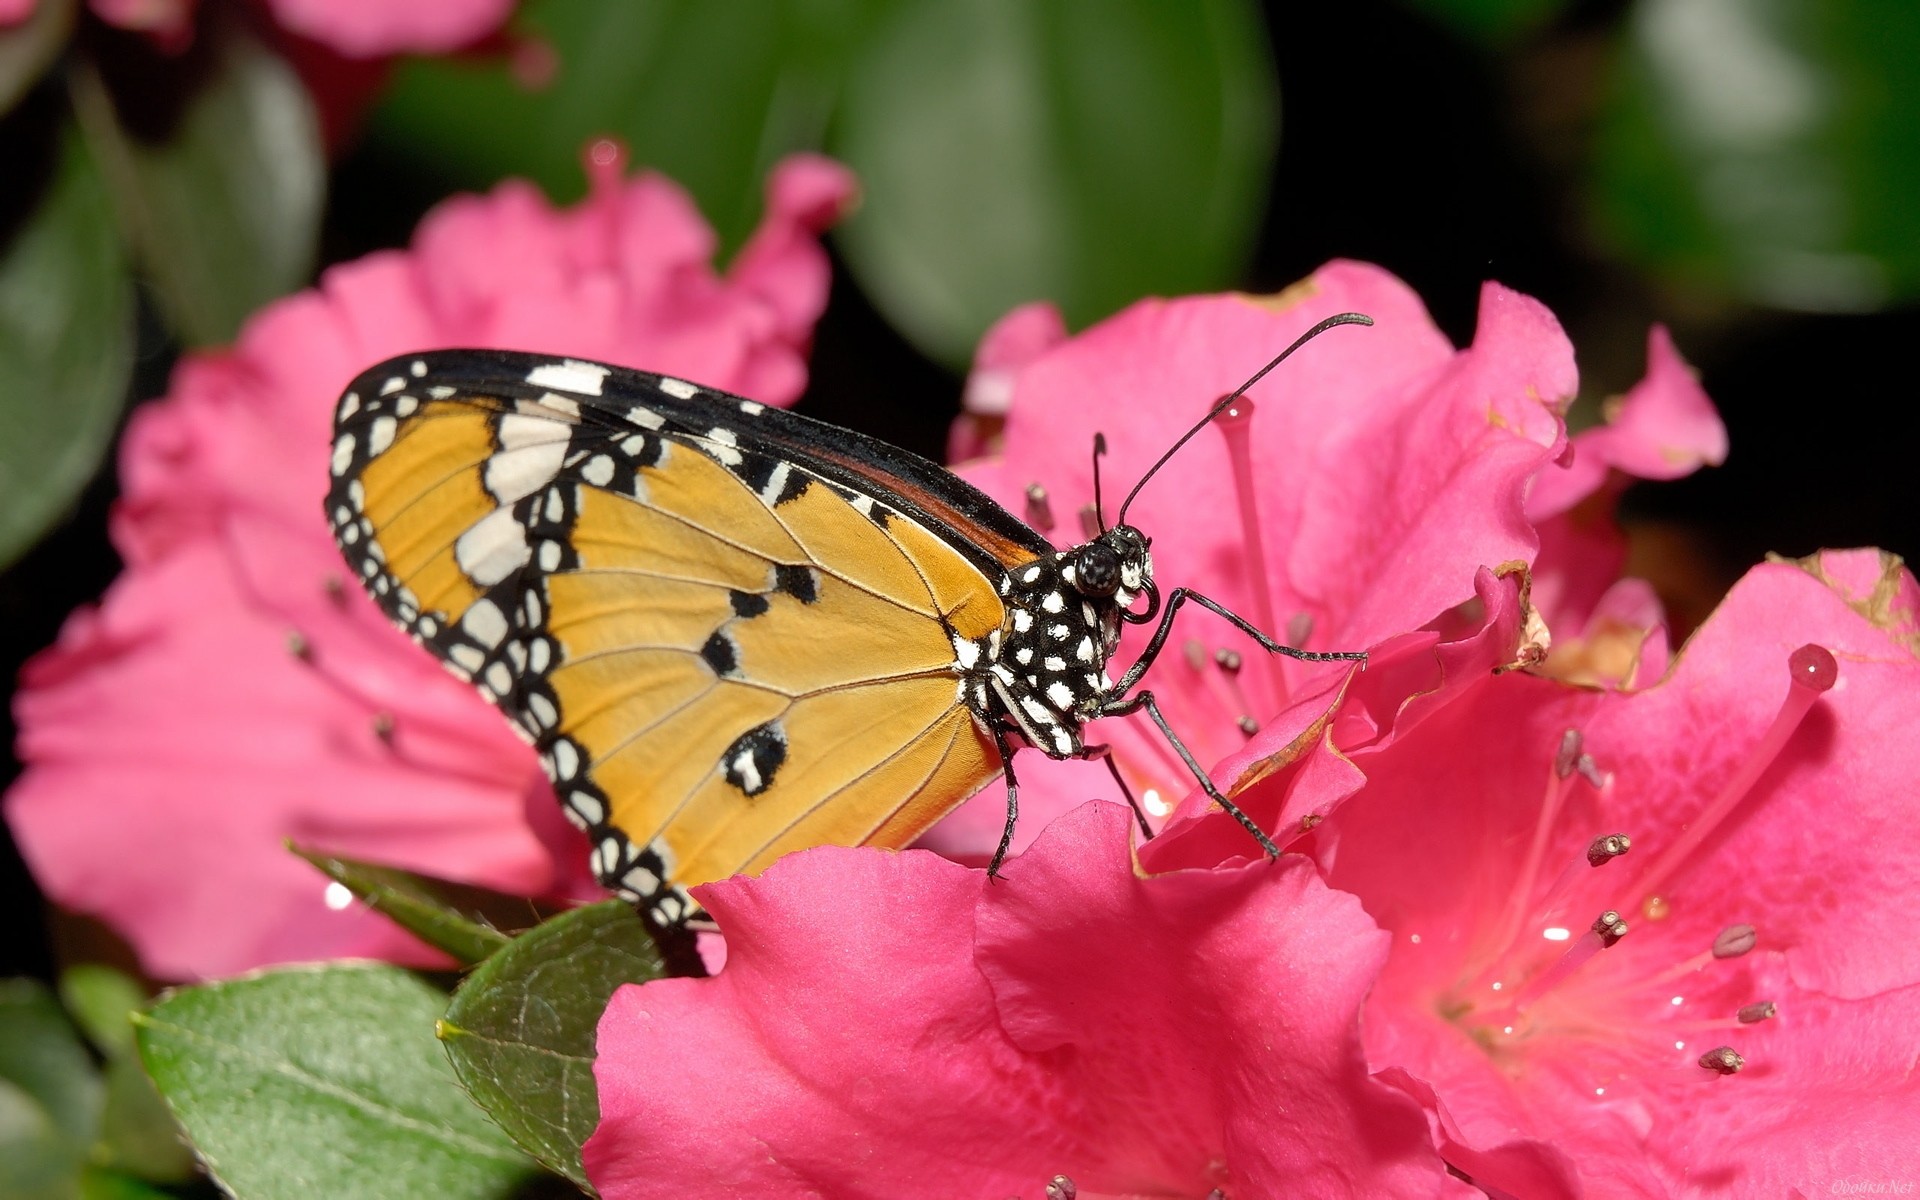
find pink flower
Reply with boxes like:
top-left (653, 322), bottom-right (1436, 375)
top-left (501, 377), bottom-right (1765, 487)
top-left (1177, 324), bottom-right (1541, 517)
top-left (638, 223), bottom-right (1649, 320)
top-left (930, 264), bottom-right (1721, 866)
top-left (1318, 550), bottom-right (1920, 1196)
top-left (6, 151), bottom-right (854, 980)
top-left (588, 802), bottom-right (1473, 1200)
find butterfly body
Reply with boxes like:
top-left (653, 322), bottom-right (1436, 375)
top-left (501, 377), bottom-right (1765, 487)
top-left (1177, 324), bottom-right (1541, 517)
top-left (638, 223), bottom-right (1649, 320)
top-left (327, 350), bottom-right (1160, 929)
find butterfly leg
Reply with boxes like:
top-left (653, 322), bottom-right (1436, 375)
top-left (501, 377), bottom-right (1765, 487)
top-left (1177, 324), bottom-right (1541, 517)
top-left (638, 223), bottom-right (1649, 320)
top-left (1099, 689), bottom-right (1283, 859)
top-left (1076, 743), bottom-right (1155, 841)
top-left (1111, 587), bottom-right (1365, 699)
top-left (988, 723), bottom-right (1022, 879)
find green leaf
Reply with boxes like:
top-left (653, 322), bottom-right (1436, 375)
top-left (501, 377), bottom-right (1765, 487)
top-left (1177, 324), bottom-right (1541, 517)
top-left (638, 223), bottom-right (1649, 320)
top-left (832, 0), bottom-right (1278, 364)
top-left (0, 0), bottom-right (74, 116)
top-left (0, 1077), bottom-right (82, 1200)
top-left (136, 963), bottom-right (545, 1200)
top-left (290, 845), bottom-right (532, 967)
top-left (1593, 0), bottom-right (1920, 311)
top-left (441, 902), bottom-right (667, 1189)
top-left (0, 979), bottom-right (102, 1148)
top-left (58, 967), bottom-right (146, 1060)
top-left (70, 14), bottom-right (321, 344)
top-left (0, 120), bottom-right (133, 569)
top-left (371, 0), bottom-right (884, 251)
top-left (56, 968), bottom-right (194, 1184)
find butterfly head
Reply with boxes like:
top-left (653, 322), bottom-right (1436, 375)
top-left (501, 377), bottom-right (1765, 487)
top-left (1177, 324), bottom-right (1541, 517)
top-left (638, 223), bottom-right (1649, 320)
top-left (1063, 524), bottom-right (1157, 623)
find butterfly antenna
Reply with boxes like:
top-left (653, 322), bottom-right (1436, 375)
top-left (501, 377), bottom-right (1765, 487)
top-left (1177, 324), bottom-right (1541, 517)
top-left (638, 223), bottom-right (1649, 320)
top-left (1115, 312), bottom-right (1373, 527)
top-left (1091, 432), bottom-right (1110, 533)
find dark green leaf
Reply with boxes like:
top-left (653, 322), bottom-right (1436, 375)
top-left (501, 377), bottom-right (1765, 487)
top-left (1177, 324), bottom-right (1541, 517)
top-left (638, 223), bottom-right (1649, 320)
top-left (832, 0), bottom-right (1278, 364)
top-left (0, 0), bottom-right (73, 116)
top-left (0, 979), bottom-right (102, 1148)
top-left (372, 0), bottom-right (884, 251)
top-left (96, 1054), bottom-right (195, 1183)
top-left (441, 901), bottom-right (667, 1189)
top-left (1593, 0), bottom-right (1920, 310)
top-left (0, 121), bottom-right (132, 569)
top-left (77, 1167), bottom-right (178, 1200)
top-left (71, 15), bottom-right (321, 344)
top-left (289, 845), bottom-right (538, 966)
top-left (136, 963), bottom-right (544, 1200)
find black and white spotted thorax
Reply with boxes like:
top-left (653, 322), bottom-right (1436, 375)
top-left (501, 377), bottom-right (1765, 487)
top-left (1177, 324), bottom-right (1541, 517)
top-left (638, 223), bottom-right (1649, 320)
top-left (959, 525), bottom-right (1152, 757)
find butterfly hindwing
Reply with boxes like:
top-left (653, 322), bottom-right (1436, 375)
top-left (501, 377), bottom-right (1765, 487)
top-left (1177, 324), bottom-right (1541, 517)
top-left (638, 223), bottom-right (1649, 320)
top-left (327, 351), bottom-right (1024, 925)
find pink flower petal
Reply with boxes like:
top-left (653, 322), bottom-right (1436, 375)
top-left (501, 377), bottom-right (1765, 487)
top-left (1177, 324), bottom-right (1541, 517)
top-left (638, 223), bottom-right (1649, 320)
top-left (263, 0), bottom-right (511, 58)
top-left (589, 803), bottom-right (1469, 1199)
top-left (5, 155), bottom-right (847, 979)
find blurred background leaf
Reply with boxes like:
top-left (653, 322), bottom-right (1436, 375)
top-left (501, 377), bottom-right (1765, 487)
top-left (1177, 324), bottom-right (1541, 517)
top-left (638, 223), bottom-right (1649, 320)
top-left (1593, 0), bottom-right (1920, 310)
top-left (372, 0), bottom-right (886, 247)
top-left (0, 0), bottom-right (74, 117)
top-left (833, 0), bottom-right (1276, 364)
top-left (71, 13), bottom-right (322, 346)
top-left (370, 0), bottom-right (1277, 365)
top-left (0, 121), bottom-right (132, 572)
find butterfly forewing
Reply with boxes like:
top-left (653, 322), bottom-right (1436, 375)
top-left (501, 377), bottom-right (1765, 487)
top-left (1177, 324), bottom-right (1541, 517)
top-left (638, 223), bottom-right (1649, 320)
top-left (327, 351), bottom-right (1017, 926)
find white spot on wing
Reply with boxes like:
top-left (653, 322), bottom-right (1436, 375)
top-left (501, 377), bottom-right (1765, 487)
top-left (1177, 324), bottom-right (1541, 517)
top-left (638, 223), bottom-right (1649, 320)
top-left (367, 415), bottom-right (398, 456)
top-left (331, 433), bottom-right (355, 476)
top-left (658, 377), bottom-right (699, 399)
top-left (739, 400), bottom-right (765, 415)
top-left (455, 508), bottom-right (531, 585)
top-left (580, 455), bottom-right (616, 486)
top-left (487, 414), bottom-right (569, 503)
top-left (952, 636), bottom-right (981, 669)
top-left (464, 598), bottom-right (508, 647)
top-left (527, 360), bottom-right (610, 396)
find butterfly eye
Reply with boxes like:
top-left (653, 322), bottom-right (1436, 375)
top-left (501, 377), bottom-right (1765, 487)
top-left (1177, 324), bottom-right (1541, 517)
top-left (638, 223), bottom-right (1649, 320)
top-left (1073, 543), bottom-right (1123, 597)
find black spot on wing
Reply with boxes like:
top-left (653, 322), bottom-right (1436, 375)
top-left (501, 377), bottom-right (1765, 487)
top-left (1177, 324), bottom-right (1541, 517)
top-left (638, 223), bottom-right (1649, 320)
top-left (773, 564), bottom-right (818, 604)
top-left (720, 721), bottom-right (787, 797)
top-left (701, 629), bottom-right (740, 677)
top-left (729, 589), bottom-right (770, 618)
top-left (733, 448), bottom-right (810, 506)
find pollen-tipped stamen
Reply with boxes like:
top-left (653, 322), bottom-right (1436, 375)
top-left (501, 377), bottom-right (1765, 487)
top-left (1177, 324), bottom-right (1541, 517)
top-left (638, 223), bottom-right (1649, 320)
top-left (1213, 394), bottom-right (1286, 706)
top-left (1630, 645), bottom-right (1837, 905)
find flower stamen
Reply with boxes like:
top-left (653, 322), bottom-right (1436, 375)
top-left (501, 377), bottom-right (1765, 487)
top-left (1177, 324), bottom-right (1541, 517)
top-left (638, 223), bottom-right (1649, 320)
top-left (1629, 645), bottom-right (1837, 906)
top-left (1024, 483), bottom-right (1055, 532)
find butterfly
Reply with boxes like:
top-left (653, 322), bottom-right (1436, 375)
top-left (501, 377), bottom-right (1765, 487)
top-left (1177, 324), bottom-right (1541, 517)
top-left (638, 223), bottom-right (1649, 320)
top-left (325, 314), bottom-right (1370, 943)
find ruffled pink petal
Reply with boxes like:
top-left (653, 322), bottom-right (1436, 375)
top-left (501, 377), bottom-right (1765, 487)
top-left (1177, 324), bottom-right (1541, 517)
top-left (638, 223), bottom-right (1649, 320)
top-left (589, 803), bottom-right (1467, 1199)
top-left (949, 301), bottom-right (1070, 463)
top-left (5, 154), bottom-right (847, 978)
top-left (263, 0), bottom-right (510, 58)
top-left (1529, 325), bottom-right (1726, 632)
